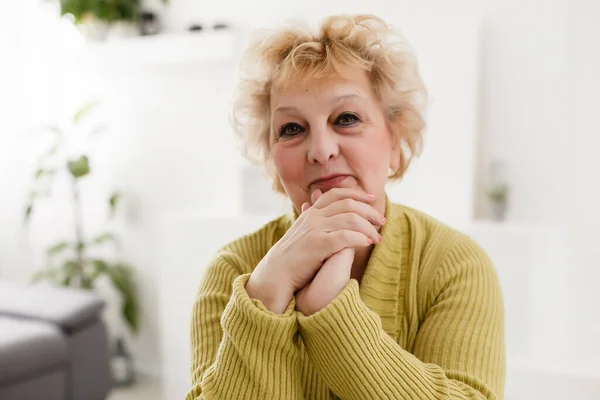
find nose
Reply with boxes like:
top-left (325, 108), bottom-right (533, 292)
top-left (307, 127), bottom-right (339, 165)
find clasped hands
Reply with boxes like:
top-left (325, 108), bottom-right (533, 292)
top-left (246, 188), bottom-right (385, 316)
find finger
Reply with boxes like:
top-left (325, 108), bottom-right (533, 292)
top-left (325, 213), bottom-right (382, 244)
top-left (322, 229), bottom-right (372, 259)
top-left (310, 189), bottom-right (322, 205)
top-left (301, 202), bottom-right (310, 213)
top-left (312, 187), bottom-right (375, 209)
top-left (322, 198), bottom-right (385, 227)
top-left (303, 248), bottom-right (353, 305)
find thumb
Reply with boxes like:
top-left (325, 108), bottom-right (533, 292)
top-left (311, 189), bottom-right (323, 205)
top-left (301, 202), bottom-right (310, 213)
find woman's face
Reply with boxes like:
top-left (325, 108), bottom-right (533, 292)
top-left (269, 67), bottom-right (399, 215)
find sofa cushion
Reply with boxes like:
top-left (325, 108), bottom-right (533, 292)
top-left (0, 316), bottom-right (68, 385)
top-left (0, 281), bottom-right (104, 331)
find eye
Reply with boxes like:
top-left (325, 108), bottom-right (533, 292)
top-left (335, 112), bottom-right (360, 126)
top-left (279, 123), bottom-right (303, 137)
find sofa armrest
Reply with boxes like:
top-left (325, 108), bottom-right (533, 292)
top-left (0, 281), bottom-right (104, 331)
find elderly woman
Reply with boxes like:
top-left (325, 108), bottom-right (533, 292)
top-left (185, 14), bottom-right (505, 400)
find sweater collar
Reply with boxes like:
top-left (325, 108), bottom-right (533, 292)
top-left (358, 195), bottom-right (405, 339)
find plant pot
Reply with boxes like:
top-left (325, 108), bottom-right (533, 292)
top-left (77, 15), bottom-right (139, 42)
top-left (490, 200), bottom-right (508, 221)
top-left (77, 14), bottom-right (109, 42)
top-left (106, 21), bottom-right (140, 40)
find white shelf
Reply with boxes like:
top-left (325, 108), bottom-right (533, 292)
top-left (461, 221), bottom-right (558, 236)
top-left (78, 30), bottom-right (237, 71)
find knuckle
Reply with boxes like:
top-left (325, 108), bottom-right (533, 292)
top-left (348, 213), bottom-right (362, 228)
top-left (342, 198), bottom-right (354, 208)
top-left (341, 230), bottom-right (354, 242)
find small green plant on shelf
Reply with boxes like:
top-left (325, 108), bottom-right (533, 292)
top-left (49, 0), bottom-right (167, 25)
top-left (486, 183), bottom-right (509, 204)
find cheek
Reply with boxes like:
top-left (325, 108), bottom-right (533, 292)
top-left (272, 146), bottom-right (305, 184)
top-left (354, 134), bottom-right (391, 173)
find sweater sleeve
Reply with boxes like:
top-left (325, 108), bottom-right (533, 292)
top-left (296, 237), bottom-right (506, 400)
top-left (185, 253), bottom-right (304, 400)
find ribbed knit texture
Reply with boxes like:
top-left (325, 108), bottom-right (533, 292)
top-left (185, 197), bottom-right (506, 399)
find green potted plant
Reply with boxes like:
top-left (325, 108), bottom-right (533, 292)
top-left (49, 0), bottom-right (168, 40)
top-left (486, 182), bottom-right (509, 221)
top-left (486, 160), bottom-right (510, 221)
top-left (25, 102), bottom-right (139, 336)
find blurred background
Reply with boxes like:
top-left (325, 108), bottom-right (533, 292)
top-left (0, 0), bottom-right (598, 399)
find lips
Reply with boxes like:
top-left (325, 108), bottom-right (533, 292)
top-left (310, 174), bottom-right (351, 189)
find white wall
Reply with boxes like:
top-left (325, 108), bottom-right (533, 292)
top-left (475, 11), bottom-right (571, 224)
top-left (567, 0), bottom-right (600, 365)
top-left (384, 16), bottom-right (480, 227)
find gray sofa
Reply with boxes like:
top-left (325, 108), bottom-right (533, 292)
top-left (0, 281), bottom-right (113, 400)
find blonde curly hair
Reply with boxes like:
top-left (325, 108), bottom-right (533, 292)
top-left (232, 14), bottom-right (427, 194)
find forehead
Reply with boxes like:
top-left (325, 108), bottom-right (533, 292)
top-left (270, 67), bottom-right (374, 109)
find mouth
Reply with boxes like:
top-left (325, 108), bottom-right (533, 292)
top-left (310, 174), bottom-right (351, 190)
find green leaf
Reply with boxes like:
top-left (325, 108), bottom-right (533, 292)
top-left (59, 260), bottom-right (79, 287)
top-left (73, 101), bottom-right (99, 125)
top-left (107, 263), bottom-right (139, 334)
top-left (67, 155), bottom-right (90, 178)
top-left (91, 259), bottom-right (109, 276)
top-left (34, 168), bottom-right (56, 180)
top-left (108, 192), bottom-right (120, 218)
top-left (85, 258), bottom-right (109, 287)
top-left (487, 184), bottom-right (509, 202)
top-left (59, 0), bottom-right (85, 21)
top-left (92, 232), bottom-right (119, 246)
top-left (59, 0), bottom-right (143, 23)
top-left (92, 259), bottom-right (109, 271)
top-left (31, 268), bottom-right (58, 283)
top-left (24, 204), bottom-right (33, 223)
top-left (60, 273), bottom-right (72, 286)
top-left (47, 241), bottom-right (70, 256)
top-left (80, 276), bottom-right (93, 289)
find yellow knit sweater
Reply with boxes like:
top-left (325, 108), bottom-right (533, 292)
top-left (185, 199), bottom-right (506, 399)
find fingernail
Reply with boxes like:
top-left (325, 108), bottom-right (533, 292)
top-left (378, 234), bottom-right (383, 242)
top-left (381, 216), bottom-right (387, 223)
top-left (366, 193), bottom-right (376, 199)
top-left (367, 237), bottom-right (373, 244)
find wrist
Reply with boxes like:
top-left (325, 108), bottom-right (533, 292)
top-left (246, 273), bottom-right (294, 315)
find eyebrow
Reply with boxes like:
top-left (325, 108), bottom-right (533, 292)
top-left (273, 94), bottom-right (366, 113)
